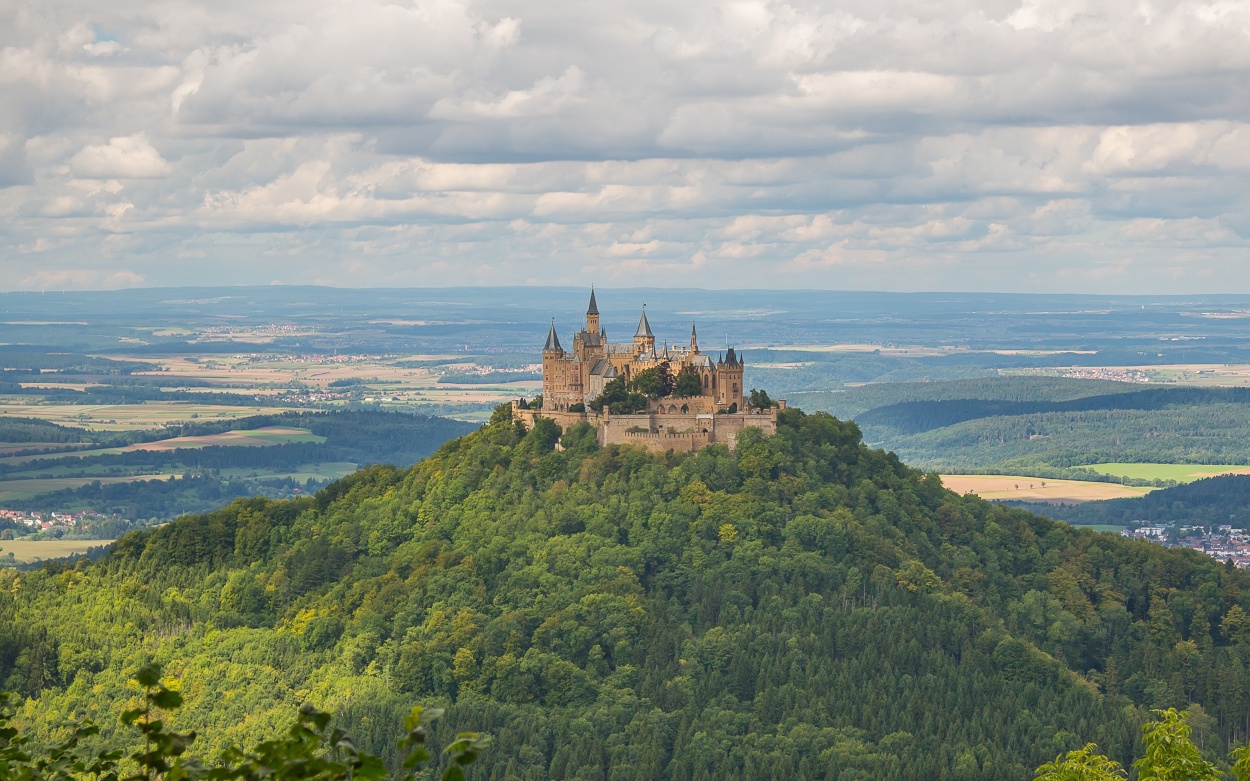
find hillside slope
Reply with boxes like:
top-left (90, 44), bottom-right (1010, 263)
top-left (3, 408), bottom-right (1249, 780)
top-left (795, 380), bottom-right (1250, 472)
top-left (788, 377), bottom-right (1135, 421)
top-left (1017, 473), bottom-right (1250, 527)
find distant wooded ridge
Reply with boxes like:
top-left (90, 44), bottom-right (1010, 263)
top-left (793, 378), bottom-right (1250, 478)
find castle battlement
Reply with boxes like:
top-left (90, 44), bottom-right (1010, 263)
top-left (515, 291), bottom-right (784, 452)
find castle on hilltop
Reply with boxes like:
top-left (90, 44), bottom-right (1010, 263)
top-left (513, 290), bottom-right (783, 452)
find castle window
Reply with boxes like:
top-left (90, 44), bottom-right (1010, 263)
top-left (668, 405), bottom-right (676, 414)
top-left (703, 375), bottom-right (709, 388)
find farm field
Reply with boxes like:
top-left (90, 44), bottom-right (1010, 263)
top-left (0, 474), bottom-right (180, 501)
top-left (0, 403), bottom-right (303, 430)
top-left (0, 426), bottom-right (323, 466)
top-left (115, 355), bottom-right (540, 407)
top-left (129, 426), bottom-right (324, 449)
top-left (773, 344), bottom-right (1099, 359)
top-left (1085, 463), bottom-right (1250, 482)
top-left (0, 443), bottom-right (73, 456)
top-left (0, 538), bottom-right (115, 563)
top-left (1067, 523), bottom-right (1131, 533)
top-left (218, 462), bottom-right (357, 482)
top-left (940, 474), bottom-right (1154, 503)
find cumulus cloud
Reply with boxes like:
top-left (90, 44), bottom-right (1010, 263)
top-left (0, 0), bottom-right (1249, 291)
top-left (70, 134), bottom-right (171, 178)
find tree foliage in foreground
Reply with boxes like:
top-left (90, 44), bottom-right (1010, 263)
top-left (586, 377), bottom-right (647, 413)
top-left (0, 663), bottom-right (488, 781)
top-left (1035, 708), bottom-right (1250, 781)
top-left (6, 681), bottom-right (1250, 781)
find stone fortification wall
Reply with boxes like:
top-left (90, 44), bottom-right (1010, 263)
top-left (512, 402), bottom-right (780, 453)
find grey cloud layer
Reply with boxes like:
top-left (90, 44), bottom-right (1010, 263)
top-left (1, 0), bottom-right (1249, 291)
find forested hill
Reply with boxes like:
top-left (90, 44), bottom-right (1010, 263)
top-left (856, 386), bottom-right (1250, 437)
top-left (4, 408), bottom-right (1250, 780)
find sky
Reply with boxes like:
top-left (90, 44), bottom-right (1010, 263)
top-left (1, 0), bottom-right (1249, 293)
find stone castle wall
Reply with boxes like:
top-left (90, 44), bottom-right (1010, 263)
top-left (512, 402), bottom-right (781, 453)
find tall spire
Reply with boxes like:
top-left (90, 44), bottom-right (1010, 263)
top-left (585, 288), bottom-right (601, 334)
top-left (634, 306), bottom-right (654, 338)
top-left (690, 321), bottom-right (699, 352)
top-left (543, 320), bottom-right (563, 353)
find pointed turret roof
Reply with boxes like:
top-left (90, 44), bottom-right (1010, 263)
top-left (635, 307), bottom-right (654, 339)
top-left (543, 321), bottom-right (562, 352)
top-left (726, 347), bottom-right (738, 365)
top-left (587, 288), bottom-right (598, 315)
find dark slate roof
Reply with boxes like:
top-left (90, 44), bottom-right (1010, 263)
top-left (725, 347), bottom-right (738, 365)
top-left (543, 322), bottom-right (562, 352)
top-left (635, 309), bottom-right (654, 338)
top-left (587, 288), bottom-right (599, 315)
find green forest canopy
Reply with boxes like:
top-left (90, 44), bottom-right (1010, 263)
top-left (3, 407), bottom-right (1250, 779)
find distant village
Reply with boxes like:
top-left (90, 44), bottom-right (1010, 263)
top-left (1122, 522), bottom-right (1250, 568)
top-left (1056, 368), bottom-right (1153, 383)
top-left (0, 508), bottom-right (116, 533)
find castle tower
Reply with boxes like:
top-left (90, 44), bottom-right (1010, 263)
top-left (541, 321), bottom-right (564, 409)
top-left (543, 320), bottom-right (563, 356)
top-left (586, 288), bottom-right (600, 334)
top-left (716, 347), bottom-right (745, 408)
top-left (633, 307), bottom-right (655, 355)
top-left (690, 322), bottom-right (699, 353)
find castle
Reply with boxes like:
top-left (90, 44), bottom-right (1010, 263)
top-left (513, 290), bottom-right (783, 452)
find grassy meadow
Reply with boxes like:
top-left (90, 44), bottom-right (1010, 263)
top-left (0, 475), bottom-right (181, 502)
top-left (1066, 523), bottom-right (1131, 533)
top-left (1086, 463), bottom-right (1250, 482)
